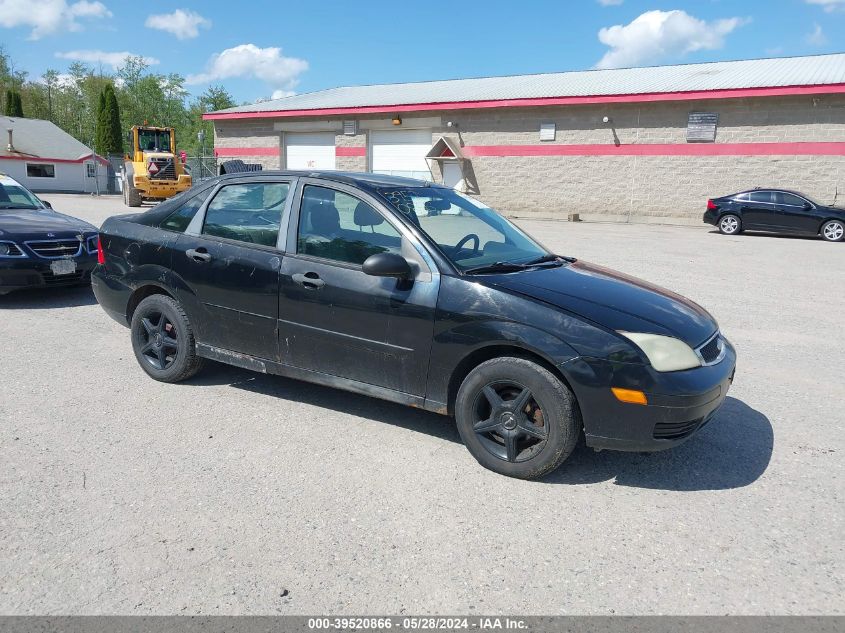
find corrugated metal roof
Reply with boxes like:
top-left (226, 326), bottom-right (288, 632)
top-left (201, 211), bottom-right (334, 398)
top-left (213, 53), bottom-right (845, 115)
top-left (0, 116), bottom-right (93, 160)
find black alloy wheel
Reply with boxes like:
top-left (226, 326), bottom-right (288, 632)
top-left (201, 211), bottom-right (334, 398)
top-left (130, 294), bottom-right (204, 382)
top-left (455, 357), bottom-right (580, 479)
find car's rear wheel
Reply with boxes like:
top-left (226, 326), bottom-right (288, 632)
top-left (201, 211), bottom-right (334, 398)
top-left (130, 294), bottom-right (204, 382)
top-left (719, 214), bottom-right (742, 235)
top-left (821, 220), bottom-right (844, 242)
top-left (454, 357), bottom-right (580, 479)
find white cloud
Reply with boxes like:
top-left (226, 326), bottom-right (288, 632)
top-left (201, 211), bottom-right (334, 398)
top-left (807, 23), bottom-right (828, 45)
top-left (806, 0), bottom-right (845, 12)
top-left (270, 89), bottom-right (297, 100)
top-left (0, 0), bottom-right (111, 39)
top-left (56, 50), bottom-right (160, 70)
top-left (595, 10), bottom-right (749, 69)
top-left (187, 44), bottom-right (308, 95)
top-left (597, 0), bottom-right (623, 5)
top-left (145, 9), bottom-right (211, 40)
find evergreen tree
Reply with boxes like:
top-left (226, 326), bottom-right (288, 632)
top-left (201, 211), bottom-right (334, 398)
top-left (3, 89), bottom-right (12, 116)
top-left (94, 90), bottom-right (107, 154)
top-left (103, 84), bottom-right (123, 154)
top-left (12, 91), bottom-right (23, 117)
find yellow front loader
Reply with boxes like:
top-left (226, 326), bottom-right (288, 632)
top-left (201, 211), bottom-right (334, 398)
top-left (123, 125), bottom-right (192, 207)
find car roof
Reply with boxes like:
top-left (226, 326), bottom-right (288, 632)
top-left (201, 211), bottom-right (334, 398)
top-left (214, 170), bottom-right (446, 190)
top-left (734, 188), bottom-right (811, 198)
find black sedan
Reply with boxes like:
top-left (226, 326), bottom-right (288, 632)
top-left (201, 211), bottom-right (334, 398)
top-left (704, 188), bottom-right (845, 241)
top-left (0, 175), bottom-right (99, 294)
top-left (93, 171), bottom-right (736, 479)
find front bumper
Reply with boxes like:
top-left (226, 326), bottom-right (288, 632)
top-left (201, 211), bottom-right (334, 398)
top-left (562, 338), bottom-right (737, 452)
top-left (0, 256), bottom-right (97, 294)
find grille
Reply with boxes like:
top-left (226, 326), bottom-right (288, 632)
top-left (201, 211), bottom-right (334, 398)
top-left (697, 333), bottom-right (723, 365)
top-left (653, 417), bottom-right (704, 440)
top-left (149, 158), bottom-right (177, 180)
top-left (26, 240), bottom-right (82, 258)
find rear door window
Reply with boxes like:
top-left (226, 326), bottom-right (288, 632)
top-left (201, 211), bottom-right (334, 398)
top-left (202, 182), bottom-right (289, 247)
top-left (160, 189), bottom-right (212, 233)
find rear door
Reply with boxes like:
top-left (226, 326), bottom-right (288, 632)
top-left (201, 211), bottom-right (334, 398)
top-left (172, 177), bottom-right (294, 360)
top-left (774, 192), bottom-right (820, 234)
top-left (277, 179), bottom-right (439, 396)
top-left (740, 191), bottom-right (778, 229)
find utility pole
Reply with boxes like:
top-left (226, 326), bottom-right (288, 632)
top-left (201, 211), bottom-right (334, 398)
top-left (197, 129), bottom-right (205, 180)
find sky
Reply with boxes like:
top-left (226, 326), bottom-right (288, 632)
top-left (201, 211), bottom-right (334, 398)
top-left (1, 0), bottom-right (844, 103)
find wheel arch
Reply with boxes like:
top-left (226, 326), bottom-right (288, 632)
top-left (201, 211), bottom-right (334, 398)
top-left (445, 343), bottom-right (581, 419)
top-left (126, 283), bottom-right (176, 323)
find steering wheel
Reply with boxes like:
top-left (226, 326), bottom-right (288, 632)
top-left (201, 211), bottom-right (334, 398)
top-left (454, 233), bottom-right (481, 255)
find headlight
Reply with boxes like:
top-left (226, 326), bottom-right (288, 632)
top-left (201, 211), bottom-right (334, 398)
top-left (0, 241), bottom-right (26, 258)
top-left (85, 234), bottom-right (99, 254)
top-left (618, 332), bottom-right (701, 372)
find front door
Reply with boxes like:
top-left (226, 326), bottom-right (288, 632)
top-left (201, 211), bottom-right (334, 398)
top-left (277, 181), bottom-right (437, 396)
top-left (740, 190), bottom-right (779, 229)
top-left (173, 179), bottom-right (292, 360)
top-left (774, 192), bottom-right (820, 234)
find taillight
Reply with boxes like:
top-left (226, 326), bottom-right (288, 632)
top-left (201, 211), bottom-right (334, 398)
top-left (707, 199), bottom-right (718, 211)
top-left (97, 235), bottom-right (105, 265)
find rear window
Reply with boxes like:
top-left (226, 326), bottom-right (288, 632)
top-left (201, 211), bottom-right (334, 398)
top-left (160, 189), bottom-right (212, 233)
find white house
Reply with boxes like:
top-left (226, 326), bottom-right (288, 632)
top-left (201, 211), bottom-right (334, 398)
top-left (0, 115), bottom-right (109, 194)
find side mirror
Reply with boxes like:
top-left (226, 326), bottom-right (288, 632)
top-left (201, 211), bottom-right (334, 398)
top-left (41, 199), bottom-right (52, 209)
top-left (362, 252), bottom-right (412, 279)
top-left (803, 202), bottom-right (813, 210)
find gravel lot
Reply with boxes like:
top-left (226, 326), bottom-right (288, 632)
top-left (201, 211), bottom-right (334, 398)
top-left (1, 194), bottom-right (842, 615)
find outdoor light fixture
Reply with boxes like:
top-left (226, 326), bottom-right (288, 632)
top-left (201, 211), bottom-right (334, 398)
top-left (602, 116), bottom-right (612, 124)
top-left (392, 116), bottom-right (402, 126)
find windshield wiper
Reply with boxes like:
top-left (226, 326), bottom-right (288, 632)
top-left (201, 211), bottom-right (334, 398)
top-left (464, 254), bottom-right (574, 275)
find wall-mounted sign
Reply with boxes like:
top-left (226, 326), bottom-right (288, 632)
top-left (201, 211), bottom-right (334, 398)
top-left (687, 112), bottom-right (718, 143)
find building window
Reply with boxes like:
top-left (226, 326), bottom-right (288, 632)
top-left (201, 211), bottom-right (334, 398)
top-left (86, 162), bottom-right (96, 178)
top-left (26, 163), bottom-right (56, 178)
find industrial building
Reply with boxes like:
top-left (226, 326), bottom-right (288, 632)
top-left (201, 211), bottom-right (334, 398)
top-left (205, 53), bottom-right (845, 222)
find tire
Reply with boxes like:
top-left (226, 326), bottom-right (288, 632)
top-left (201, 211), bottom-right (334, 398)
top-left (718, 214), bottom-right (742, 235)
top-left (130, 294), bottom-right (204, 383)
top-left (124, 178), bottom-right (142, 207)
top-left (454, 357), bottom-right (580, 479)
top-left (821, 220), bottom-right (845, 242)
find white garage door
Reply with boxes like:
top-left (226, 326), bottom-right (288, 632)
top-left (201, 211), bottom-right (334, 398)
top-left (370, 129), bottom-right (431, 180)
top-left (285, 132), bottom-right (336, 170)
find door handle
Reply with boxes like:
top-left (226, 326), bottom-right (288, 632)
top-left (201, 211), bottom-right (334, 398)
top-left (186, 248), bottom-right (211, 263)
top-left (292, 272), bottom-right (325, 289)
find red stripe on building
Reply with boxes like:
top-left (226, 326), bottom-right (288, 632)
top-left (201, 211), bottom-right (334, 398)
top-left (1, 154), bottom-right (110, 165)
top-left (336, 146), bottom-right (367, 157)
top-left (461, 142), bottom-right (845, 157)
top-left (203, 83), bottom-right (845, 120)
top-left (214, 147), bottom-right (280, 157)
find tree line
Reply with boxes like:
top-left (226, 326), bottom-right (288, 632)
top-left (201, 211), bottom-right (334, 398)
top-left (0, 47), bottom-right (236, 158)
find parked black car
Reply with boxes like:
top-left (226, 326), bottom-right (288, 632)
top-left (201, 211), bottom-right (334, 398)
top-left (0, 174), bottom-right (99, 295)
top-left (93, 172), bottom-right (736, 479)
top-left (704, 189), bottom-right (845, 241)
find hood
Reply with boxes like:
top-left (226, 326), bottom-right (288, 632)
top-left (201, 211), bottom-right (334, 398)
top-left (0, 209), bottom-right (97, 239)
top-left (483, 260), bottom-right (718, 347)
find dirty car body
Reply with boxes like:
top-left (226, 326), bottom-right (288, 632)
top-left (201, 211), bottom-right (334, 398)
top-left (93, 171), bottom-right (736, 478)
top-left (0, 174), bottom-right (98, 294)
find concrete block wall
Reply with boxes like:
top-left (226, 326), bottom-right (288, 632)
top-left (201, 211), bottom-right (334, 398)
top-left (211, 93), bottom-right (845, 222)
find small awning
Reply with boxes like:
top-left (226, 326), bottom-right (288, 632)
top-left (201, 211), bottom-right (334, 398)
top-left (425, 136), bottom-right (464, 162)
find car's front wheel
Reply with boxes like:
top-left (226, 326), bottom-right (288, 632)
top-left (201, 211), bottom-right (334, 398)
top-left (718, 214), bottom-right (742, 235)
top-left (821, 220), bottom-right (844, 242)
top-left (454, 357), bottom-right (580, 479)
top-left (130, 294), bottom-right (204, 382)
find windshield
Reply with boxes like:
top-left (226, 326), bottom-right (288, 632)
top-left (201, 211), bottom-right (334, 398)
top-left (0, 182), bottom-right (44, 210)
top-left (138, 129), bottom-right (171, 153)
top-left (378, 187), bottom-right (549, 271)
